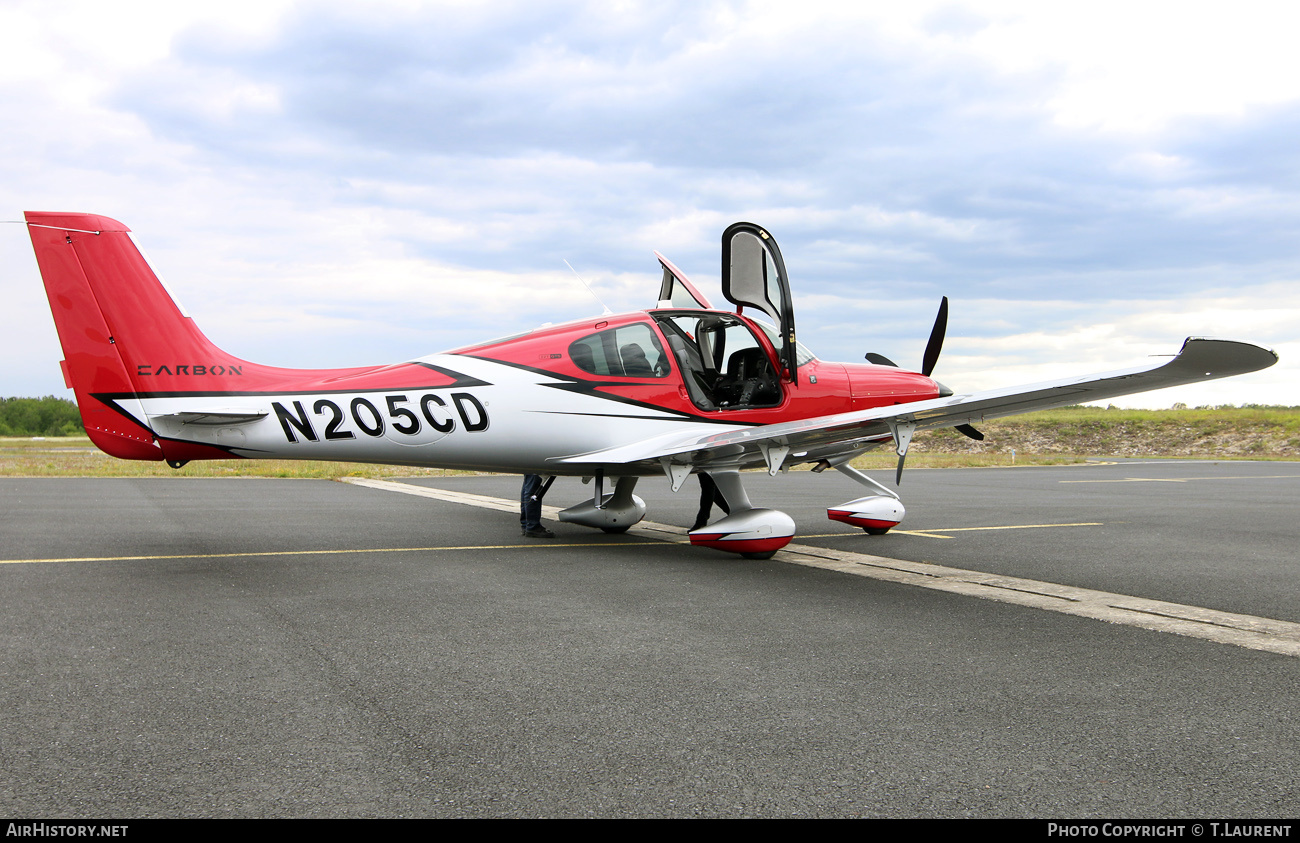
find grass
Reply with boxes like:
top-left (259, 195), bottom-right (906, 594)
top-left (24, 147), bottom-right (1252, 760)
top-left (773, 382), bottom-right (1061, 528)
top-left (0, 438), bottom-right (475, 479)
top-left (847, 452), bottom-right (1086, 470)
top-left (4, 405), bottom-right (1297, 479)
top-left (0, 436), bottom-right (1081, 478)
top-left (907, 405), bottom-right (1300, 460)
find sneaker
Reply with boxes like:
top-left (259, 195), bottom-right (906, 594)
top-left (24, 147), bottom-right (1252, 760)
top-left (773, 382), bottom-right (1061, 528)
top-left (523, 527), bottom-right (555, 539)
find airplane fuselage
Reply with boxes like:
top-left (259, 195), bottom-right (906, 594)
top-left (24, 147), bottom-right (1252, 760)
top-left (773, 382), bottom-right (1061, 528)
top-left (128, 309), bottom-right (943, 474)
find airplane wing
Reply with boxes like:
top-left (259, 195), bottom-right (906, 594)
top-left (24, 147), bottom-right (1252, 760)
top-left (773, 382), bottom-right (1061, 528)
top-left (555, 338), bottom-right (1277, 476)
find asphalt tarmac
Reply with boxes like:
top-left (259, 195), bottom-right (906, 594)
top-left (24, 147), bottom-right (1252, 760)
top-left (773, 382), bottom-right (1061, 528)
top-left (2, 460), bottom-right (1298, 818)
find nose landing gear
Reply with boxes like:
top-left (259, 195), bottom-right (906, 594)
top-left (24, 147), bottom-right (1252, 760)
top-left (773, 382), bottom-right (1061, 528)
top-left (824, 461), bottom-right (906, 535)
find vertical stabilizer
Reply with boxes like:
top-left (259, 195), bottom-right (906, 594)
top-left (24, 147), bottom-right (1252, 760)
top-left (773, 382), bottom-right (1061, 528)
top-left (27, 211), bottom-right (448, 464)
top-left (27, 213), bottom-right (166, 459)
top-left (27, 212), bottom-right (270, 460)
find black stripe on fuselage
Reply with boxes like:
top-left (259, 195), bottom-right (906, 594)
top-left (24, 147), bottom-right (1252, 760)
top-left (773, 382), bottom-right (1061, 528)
top-left (458, 354), bottom-right (762, 427)
top-left (154, 434), bottom-right (270, 457)
top-left (409, 361), bottom-right (492, 388)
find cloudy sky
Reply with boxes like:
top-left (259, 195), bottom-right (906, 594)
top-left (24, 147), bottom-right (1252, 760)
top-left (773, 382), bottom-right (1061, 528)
top-left (2, 0), bottom-right (1296, 407)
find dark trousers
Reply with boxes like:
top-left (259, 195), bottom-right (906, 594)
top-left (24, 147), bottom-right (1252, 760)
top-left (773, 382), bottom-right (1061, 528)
top-left (521, 474), bottom-right (546, 530)
top-left (693, 473), bottom-right (731, 529)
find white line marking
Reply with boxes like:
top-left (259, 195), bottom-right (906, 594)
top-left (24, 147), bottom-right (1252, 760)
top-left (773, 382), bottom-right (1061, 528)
top-left (1062, 474), bottom-right (1300, 484)
top-left (774, 546), bottom-right (1300, 657)
top-left (342, 477), bottom-right (693, 543)
top-left (343, 478), bottom-right (1300, 657)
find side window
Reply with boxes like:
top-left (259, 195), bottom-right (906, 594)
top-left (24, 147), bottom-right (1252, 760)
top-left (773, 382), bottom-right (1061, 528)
top-left (569, 323), bottom-right (671, 378)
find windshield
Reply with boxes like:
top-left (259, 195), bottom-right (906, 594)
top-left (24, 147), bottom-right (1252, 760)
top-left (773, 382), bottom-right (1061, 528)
top-left (751, 319), bottom-right (816, 367)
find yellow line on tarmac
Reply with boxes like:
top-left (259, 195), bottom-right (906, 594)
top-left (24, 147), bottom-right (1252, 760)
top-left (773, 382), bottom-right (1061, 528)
top-left (0, 541), bottom-right (662, 566)
top-left (799, 522), bottom-right (1104, 540)
top-left (898, 521), bottom-right (1104, 539)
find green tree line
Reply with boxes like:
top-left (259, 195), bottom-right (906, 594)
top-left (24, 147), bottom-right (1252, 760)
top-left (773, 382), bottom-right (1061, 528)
top-left (0, 396), bottom-right (84, 436)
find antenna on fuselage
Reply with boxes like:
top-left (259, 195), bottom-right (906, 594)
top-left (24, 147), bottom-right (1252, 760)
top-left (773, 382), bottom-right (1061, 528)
top-left (564, 259), bottom-right (612, 315)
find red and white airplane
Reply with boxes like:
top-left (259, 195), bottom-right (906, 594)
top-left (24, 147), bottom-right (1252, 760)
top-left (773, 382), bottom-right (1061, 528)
top-left (26, 211), bottom-right (1278, 558)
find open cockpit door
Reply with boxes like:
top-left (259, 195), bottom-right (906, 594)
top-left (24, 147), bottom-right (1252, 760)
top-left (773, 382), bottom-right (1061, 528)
top-left (655, 251), bottom-right (713, 309)
top-left (721, 222), bottom-right (798, 385)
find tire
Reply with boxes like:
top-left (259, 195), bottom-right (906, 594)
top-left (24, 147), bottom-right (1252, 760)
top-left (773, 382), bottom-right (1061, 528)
top-left (601, 525), bottom-right (631, 534)
top-left (863, 526), bottom-right (892, 535)
top-left (740, 551), bottom-right (778, 560)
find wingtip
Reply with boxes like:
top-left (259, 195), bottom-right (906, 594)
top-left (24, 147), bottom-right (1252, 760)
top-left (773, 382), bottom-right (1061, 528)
top-left (1178, 337), bottom-right (1279, 375)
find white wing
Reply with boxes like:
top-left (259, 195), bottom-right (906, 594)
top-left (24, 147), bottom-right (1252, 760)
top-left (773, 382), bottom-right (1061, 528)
top-left (554, 338), bottom-right (1277, 474)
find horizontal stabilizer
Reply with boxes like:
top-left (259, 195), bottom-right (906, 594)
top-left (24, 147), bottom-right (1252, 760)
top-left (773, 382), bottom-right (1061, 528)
top-left (151, 409), bottom-right (269, 426)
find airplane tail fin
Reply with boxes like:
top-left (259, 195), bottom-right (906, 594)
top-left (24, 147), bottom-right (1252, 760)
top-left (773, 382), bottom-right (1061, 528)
top-left (26, 212), bottom-right (256, 461)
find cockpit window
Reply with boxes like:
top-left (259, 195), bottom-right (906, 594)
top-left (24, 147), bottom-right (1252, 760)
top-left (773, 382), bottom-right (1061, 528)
top-left (665, 281), bottom-right (706, 309)
top-left (569, 322), bottom-right (671, 378)
top-left (656, 253), bottom-right (712, 309)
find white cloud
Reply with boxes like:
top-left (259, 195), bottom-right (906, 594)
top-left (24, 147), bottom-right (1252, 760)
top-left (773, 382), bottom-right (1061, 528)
top-left (3, 0), bottom-right (1298, 415)
top-left (934, 285), bottom-right (1297, 407)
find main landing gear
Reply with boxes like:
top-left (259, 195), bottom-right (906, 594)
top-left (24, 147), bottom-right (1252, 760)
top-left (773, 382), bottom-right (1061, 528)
top-left (557, 473), bottom-right (648, 534)
top-left (560, 462), bottom-right (906, 560)
top-left (687, 462), bottom-right (906, 558)
top-left (686, 469), bottom-right (796, 560)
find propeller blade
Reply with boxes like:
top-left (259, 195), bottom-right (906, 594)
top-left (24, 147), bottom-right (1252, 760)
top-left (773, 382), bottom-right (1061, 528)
top-left (921, 296), bottom-right (948, 378)
top-left (955, 423), bottom-right (984, 441)
top-left (865, 352), bottom-right (899, 367)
